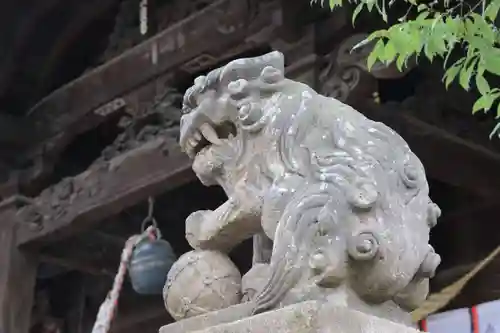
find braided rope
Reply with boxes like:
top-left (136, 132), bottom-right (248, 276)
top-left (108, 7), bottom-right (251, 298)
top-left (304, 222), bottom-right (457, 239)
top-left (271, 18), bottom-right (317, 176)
top-left (91, 226), bottom-right (157, 333)
top-left (411, 245), bottom-right (500, 323)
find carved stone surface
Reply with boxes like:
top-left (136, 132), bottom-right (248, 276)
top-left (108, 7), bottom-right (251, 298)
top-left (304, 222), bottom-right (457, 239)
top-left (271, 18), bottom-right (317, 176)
top-left (173, 51), bottom-right (440, 327)
top-left (163, 250), bottom-right (242, 321)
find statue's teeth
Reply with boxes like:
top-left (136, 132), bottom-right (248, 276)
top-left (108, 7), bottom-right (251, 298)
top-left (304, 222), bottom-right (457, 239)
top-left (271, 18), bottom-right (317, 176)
top-left (188, 137), bottom-right (198, 147)
top-left (199, 123), bottom-right (222, 145)
top-left (184, 138), bottom-right (196, 158)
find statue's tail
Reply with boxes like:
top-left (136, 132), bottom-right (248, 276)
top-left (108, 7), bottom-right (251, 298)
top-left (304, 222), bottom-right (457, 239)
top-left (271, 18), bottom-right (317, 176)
top-left (253, 190), bottom-right (331, 314)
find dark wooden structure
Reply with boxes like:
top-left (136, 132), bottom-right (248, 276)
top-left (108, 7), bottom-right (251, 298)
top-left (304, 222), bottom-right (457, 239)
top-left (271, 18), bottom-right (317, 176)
top-left (1, 1), bottom-right (500, 332)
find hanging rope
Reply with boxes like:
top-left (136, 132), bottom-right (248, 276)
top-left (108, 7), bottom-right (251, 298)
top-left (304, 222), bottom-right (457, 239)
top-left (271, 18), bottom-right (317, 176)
top-left (91, 197), bottom-right (159, 333)
top-left (139, 0), bottom-right (148, 36)
top-left (412, 245), bottom-right (500, 322)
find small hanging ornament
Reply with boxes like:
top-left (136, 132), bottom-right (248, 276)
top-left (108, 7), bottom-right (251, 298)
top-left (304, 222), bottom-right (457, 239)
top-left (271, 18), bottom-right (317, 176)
top-left (128, 197), bottom-right (176, 295)
top-left (139, 0), bottom-right (148, 36)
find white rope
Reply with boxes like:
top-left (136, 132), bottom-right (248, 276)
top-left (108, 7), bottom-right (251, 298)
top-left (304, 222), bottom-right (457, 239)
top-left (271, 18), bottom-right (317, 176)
top-left (90, 225), bottom-right (157, 333)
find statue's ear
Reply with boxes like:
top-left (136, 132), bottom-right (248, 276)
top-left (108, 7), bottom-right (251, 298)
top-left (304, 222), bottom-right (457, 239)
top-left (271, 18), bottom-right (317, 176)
top-left (219, 51), bottom-right (285, 87)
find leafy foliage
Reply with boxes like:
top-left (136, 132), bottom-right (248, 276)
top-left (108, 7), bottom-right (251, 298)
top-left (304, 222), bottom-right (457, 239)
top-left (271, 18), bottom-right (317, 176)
top-left (312, 0), bottom-right (500, 138)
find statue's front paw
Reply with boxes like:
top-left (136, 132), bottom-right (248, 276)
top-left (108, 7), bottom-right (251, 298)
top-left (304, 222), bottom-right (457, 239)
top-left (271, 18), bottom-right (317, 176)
top-left (185, 210), bottom-right (213, 249)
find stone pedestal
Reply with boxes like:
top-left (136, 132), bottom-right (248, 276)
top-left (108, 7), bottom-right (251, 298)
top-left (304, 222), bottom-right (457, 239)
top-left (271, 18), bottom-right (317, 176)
top-left (159, 301), bottom-right (421, 333)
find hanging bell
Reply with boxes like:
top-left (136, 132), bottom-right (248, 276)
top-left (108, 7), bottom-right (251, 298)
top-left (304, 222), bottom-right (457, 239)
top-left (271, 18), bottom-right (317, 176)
top-left (128, 198), bottom-right (176, 295)
top-left (129, 236), bottom-right (176, 295)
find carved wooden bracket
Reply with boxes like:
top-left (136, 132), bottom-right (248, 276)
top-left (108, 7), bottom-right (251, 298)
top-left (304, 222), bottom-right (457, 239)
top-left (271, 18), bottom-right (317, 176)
top-left (319, 34), bottom-right (415, 103)
top-left (16, 136), bottom-right (193, 248)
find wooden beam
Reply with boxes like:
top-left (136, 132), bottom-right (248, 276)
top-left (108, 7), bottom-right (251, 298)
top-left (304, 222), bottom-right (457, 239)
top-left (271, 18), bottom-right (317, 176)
top-left (16, 136), bottom-right (194, 248)
top-left (17, 0), bottom-right (281, 191)
top-left (25, 0), bottom-right (279, 158)
top-left (0, 196), bottom-right (38, 333)
top-left (358, 101), bottom-right (500, 197)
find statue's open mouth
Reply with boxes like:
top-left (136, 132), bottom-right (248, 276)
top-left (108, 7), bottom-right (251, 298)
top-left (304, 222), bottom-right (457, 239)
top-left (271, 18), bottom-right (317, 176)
top-left (182, 121), bottom-right (237, 159)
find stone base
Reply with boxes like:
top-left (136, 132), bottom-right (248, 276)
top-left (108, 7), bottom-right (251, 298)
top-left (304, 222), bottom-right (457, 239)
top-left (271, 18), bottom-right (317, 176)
top-left (159, 301), bottom-right (421, 333)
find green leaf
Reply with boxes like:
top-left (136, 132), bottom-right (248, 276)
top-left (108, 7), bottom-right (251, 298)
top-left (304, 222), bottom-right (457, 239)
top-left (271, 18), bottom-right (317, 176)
top-left (443, 47), bottom-right (455, 68)
top-left (367, 40), bottom-right (385, 71)
top-left (472, 95), bottom-right (492, 113)
top-left (484, 50), bottom-right (500, 75)
top-left (417, 4), bottom-right (427, 11)
top-left (396, 54), bottom-right (406, 71)
top-left (431, 15), bottom-right (443, 30)
top-left (352, 3), bottom-right (364, 26)
top-left (424, 43), bottom-right (435, 62)
top-left (388, 25), bottom-right (412, 55)
top-left (470, 13), bottom-right (495, 43)
top-left (485, 1), bottom-right (500, 22)
top-left (459, 59), bottom-right (476, 91)
top-left (381, 6), bottom-right (388, 22)
top-left (381, 40), bottom-right (397, 64)
top-left (429, 34), bottom-right (447, 55)
top-left (365, 29), bottom-right (388, 42)
top-left (366, 0), bottom-right (376, 12)
top-left (468, 37), bottom-right (490, 55)
top-left (329, 0), bottom-right (342, 9)
top-left (475, 73), bottom-right (490, 96)
top-left (444, 63), bottom-right (461, 88)
top-left (483, 93), bottom-right (495, 111)
top-left (465, 18), bottom-right (476, 37)
top-left (445, 16), bottom-right (458, 34)
top-left (416, 10), bottom-right (430, 22)
top-left (408, 29), bottom-right (423, 54)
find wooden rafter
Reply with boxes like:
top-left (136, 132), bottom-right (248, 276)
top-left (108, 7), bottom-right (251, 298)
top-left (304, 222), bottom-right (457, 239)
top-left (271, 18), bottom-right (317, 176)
top-left (16, 136), bottom-right (194, 248)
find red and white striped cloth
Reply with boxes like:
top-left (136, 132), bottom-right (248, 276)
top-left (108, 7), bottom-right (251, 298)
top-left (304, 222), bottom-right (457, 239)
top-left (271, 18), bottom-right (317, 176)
top-left (420, 299), bottom-right (500, 333)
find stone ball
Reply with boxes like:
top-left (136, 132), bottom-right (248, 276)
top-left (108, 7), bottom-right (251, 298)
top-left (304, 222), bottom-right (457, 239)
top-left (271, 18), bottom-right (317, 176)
top-left (163, 250), bottom-right (242, 321)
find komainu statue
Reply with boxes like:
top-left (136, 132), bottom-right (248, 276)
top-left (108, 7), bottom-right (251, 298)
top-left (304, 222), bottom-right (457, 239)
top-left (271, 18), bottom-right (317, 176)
top-left (165, 51), bottom-right (441, 327)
